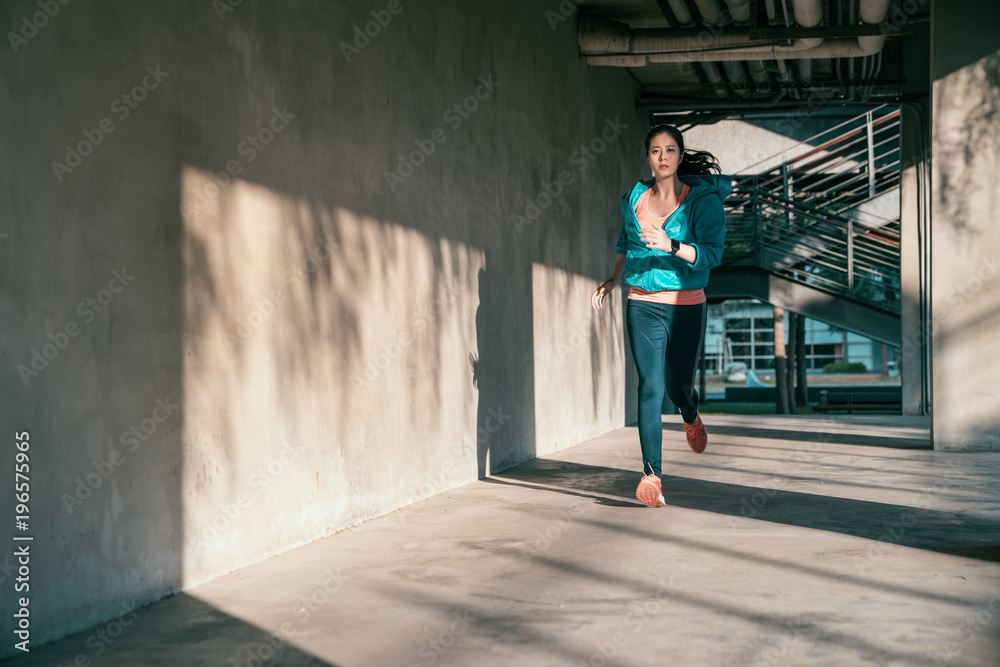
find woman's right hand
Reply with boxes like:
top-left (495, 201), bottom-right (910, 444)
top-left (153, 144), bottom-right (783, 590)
top-left (591, 280), bottom-right (616, 310)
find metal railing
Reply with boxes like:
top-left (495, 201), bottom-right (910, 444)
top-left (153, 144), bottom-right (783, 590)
top-left (722, 106), bottom-right (902, 314)
top-left (733, 104), bottom-right (901, 207)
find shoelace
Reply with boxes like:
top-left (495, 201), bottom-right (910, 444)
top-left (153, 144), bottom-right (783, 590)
top-left (686, 419), bottom-right (705, 435)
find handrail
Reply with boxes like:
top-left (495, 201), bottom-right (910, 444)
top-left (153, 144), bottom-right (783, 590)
top-left (751, 190), bottom-right (899, 240)
top-left (734, 103), bottom-right (893, 175)
top-left (754, 111), bottom-right (900, 191)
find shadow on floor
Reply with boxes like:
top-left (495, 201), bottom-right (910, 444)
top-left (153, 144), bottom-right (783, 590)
top-left (3, 592), bottom-right (338, 667)
top-left (664, 421), bottom-right (931, 449)
top-left (492, 458), bottom-right (1000, 563)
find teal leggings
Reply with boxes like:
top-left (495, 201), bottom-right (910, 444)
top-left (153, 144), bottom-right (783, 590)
top-left (626, 299), bottom-right (706, 478)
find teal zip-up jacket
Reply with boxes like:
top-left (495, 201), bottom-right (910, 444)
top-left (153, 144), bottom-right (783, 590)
top-left (614, 174), bottom-right (732, 292)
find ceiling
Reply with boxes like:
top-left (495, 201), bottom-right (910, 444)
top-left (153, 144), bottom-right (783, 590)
top-left (576, 0), bottom-right (931, 123)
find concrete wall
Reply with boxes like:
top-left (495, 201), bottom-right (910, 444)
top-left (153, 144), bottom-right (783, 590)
top-left (930, 2), bottom-right (1000, 450)
top-left (0, 0), bottom-right (645, 655)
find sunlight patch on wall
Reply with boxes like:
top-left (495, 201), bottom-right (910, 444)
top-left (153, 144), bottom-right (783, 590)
top-left (178, 166), bottom-right (483, 587)
top-left (532, 263), bottom-right (624, 457)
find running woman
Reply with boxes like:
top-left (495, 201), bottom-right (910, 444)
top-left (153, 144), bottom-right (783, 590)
top-left (591, 124), bottom-right (731, 508)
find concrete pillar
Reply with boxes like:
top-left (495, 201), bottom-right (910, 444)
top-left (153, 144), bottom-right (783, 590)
top-left (930, 2), bottom-right (1000, 450)
top-left (898, 103), bottom-right (929, 416)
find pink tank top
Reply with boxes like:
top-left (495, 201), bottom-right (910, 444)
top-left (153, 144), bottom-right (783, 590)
top-left (628, 185), bottom-right (706, 305)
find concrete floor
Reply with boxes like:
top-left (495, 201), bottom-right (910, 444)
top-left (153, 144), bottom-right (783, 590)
top-left (9, 414), bottom-right (1000, 667)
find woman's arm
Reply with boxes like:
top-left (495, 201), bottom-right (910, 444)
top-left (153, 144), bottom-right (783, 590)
top-left (638, 196), bottom-right (725, 267)
top-left (671, 242), bottom-right (698, 265)
top-left (591, 253), bottom-right (626, 310)
top-left (682, 196), bottom-right (727, 271)
top-left (637, 228), bottom-right (697, 263)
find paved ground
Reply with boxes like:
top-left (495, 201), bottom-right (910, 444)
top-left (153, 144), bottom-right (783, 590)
top-left (8, 414), bottom-right (1000, 667)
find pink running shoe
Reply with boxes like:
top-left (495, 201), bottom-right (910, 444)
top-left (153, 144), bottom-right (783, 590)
top-left (684, 414), bottom-right (708, 453)
top-left (636, 466), bottom-right (665, 508)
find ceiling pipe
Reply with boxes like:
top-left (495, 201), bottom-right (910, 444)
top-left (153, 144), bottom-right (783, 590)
top-left (667, 0), bottom-right (696, 27)
top-left (627, 28), bottom-right (817, 54)
top-left (848, 55), bottom-right (856, 98)
top-left (700, 61), bottom-right (730, 97)
top-left (723, 61), bottom-right (751, 95)
top-left (642, 35), bottom-right (889, 62)
top-left (857, 0), bottom-right (891, 53)
top-left (690, 2), bottom-right (736, 99)
top-left (764, 0), bottom-right (778, 23)
top-left (723, 0), bottom-right (751, 24)
top-left (747, 59), bottom-right (771, 85)
top-left (693, 0), bottom-right (726, 25)
top-left (581, 0), bottom-right (824, 56)
top-left (798, 58), bottom-right (813, 85)
top-left (791, 0), bottom-right (823, 33)
top-left (587, 32), bottom-right (890, 65)
top-left (582, 0), bottom-right (893, 64)
top-left (587, 54), bottom-right (648, 66)
top-left (776, 58), bottom-right (800, 99)
top-left (775, 0), bottom-right (794, 83)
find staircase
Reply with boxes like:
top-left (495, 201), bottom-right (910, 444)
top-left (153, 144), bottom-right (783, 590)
top-left (709, 105), bottom-right (903, 346)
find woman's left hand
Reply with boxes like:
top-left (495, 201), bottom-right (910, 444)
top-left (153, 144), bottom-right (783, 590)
top-left (639, 226), bottom-right (672, 252)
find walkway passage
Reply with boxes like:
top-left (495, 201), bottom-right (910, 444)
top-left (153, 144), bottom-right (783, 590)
top-left (10, 415), bottom-right (1000, 666)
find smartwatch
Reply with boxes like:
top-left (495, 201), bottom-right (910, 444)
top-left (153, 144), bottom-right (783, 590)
top-left (669, 238), bottom-right (681, 255)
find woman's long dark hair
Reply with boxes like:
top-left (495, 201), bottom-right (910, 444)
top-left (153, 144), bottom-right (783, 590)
top-left (644, 124), bottom-right (721, 176)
